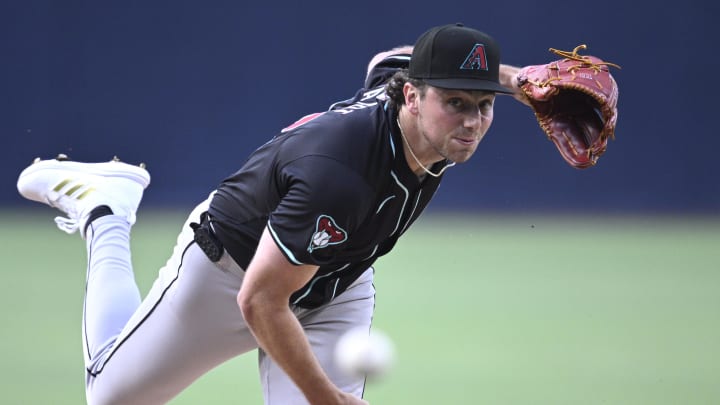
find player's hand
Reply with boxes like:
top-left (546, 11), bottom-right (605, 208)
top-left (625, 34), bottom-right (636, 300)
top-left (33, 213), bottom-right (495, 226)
top-left (339, 392), bottom-right (369, 405)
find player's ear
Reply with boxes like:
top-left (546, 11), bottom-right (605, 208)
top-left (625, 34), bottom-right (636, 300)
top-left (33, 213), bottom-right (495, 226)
top-left (403, 82), bottom-right (420, 114)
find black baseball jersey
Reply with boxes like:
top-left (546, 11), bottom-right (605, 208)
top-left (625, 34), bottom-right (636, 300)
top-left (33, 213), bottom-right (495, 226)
top-left (208, 54), bottom-right (453, 308)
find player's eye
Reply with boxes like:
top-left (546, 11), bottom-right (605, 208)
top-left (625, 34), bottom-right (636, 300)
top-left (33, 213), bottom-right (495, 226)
top-left (479, 99), bottom-right (494, 114)
top-left (447, 98), bottom-right (466, 110)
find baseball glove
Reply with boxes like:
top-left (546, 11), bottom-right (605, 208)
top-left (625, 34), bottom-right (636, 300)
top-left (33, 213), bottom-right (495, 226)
top-left (517, 45), bottom-right (620, 169)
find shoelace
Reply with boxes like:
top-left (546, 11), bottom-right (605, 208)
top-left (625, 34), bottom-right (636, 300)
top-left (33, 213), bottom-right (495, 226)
top-left (53, 209), bottom-right (136, 235)
top-left (54, 216), bottom-right (80, 234)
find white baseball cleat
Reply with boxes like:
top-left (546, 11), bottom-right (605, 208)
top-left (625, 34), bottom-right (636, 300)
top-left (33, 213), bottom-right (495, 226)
top-left (17, 155), bottom-right (151, 238)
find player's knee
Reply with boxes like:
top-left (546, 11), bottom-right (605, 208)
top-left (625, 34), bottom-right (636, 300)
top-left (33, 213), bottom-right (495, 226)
top-left (86, 379), bottom-right (165, 405)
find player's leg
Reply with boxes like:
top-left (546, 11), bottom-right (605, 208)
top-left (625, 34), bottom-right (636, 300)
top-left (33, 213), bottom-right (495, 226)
top-left (82, 214), bottom-right (142, 369)
top-left (17, 156), bottom-right (150, 368)
top-left (85, 224), bottom-right (258, 404)
top-left (17, 157), bottom-right (259, 404)
top-left (258, 268), bottom-right (375, 404)
top-left (83, 195), bottom-right (261, 404)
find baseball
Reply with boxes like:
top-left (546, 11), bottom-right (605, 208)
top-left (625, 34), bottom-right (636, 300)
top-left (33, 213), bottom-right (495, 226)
top-left (334, 327), bottom-right (395, 380)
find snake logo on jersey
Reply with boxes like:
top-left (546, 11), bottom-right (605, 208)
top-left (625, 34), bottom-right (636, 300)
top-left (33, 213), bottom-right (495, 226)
top-left (308, 215), bottom-right (347, 252)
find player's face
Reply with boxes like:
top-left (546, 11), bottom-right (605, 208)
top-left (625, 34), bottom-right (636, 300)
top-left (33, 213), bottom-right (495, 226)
top-left (414, 85), bottom-right (495, 164)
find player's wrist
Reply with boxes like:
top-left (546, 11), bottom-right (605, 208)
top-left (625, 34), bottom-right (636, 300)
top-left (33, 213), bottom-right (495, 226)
top-left (303, 385), bottom-right (348, 405)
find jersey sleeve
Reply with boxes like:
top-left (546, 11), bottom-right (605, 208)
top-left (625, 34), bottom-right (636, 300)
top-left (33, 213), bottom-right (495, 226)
top-left (267, 156), bottom-right (373, 266)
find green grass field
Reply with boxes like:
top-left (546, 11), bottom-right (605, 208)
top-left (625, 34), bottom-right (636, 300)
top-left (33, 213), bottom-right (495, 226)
top-left (1, 209), bottom-right (718, 404)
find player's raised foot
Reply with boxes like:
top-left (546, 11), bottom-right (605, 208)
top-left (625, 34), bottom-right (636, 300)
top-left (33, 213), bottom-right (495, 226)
top-left (17, 154), bottom-right (151, 239)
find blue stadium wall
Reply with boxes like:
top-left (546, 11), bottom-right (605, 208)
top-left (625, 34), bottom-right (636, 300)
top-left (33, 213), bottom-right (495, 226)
top-left (3, 1), bottom-right (718, 214)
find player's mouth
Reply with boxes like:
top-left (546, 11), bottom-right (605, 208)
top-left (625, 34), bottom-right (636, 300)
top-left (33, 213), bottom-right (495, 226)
top-left (453, 135), bottom-right (479, 146)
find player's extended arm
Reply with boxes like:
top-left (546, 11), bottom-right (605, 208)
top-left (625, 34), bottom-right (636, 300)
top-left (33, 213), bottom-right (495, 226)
top-left (237, 227), bottom-right (368, 405)
top-left (499, 64), bottom-right (531, 106)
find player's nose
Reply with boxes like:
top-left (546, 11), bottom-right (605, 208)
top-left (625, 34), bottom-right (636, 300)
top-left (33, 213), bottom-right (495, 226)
top-left (463, 110), bottom-right (484, 131)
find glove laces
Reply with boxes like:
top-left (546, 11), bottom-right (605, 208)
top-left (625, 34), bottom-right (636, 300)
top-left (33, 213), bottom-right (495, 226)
top-left (549, 44), bottom-right (622, 72)
top-left (526, 45), bottom-right (622, 89)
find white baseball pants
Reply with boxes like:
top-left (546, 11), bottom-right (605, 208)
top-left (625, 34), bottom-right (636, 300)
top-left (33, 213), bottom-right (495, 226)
top-left (81, 198), bottom-right (375, 404)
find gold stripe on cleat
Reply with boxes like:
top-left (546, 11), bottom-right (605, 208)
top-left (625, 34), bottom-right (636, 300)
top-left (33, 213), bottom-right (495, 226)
top-left (65, 184), bottom-right (84, 196)
top-left (53, 179), bottom-right (72, 192)
top-left (77, 187), bottom-right (95, 200)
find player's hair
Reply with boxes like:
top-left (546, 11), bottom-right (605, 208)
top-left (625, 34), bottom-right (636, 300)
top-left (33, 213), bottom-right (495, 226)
top-left (385, 70), bottom-right (427, 109)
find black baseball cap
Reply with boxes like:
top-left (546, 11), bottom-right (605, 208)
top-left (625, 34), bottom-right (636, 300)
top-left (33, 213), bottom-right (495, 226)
top-left (409, 23), bottom-right (513, 94)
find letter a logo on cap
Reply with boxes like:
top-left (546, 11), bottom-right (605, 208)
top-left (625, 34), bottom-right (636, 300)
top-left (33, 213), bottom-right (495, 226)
top-left (460, 44), bottom-right (488, 71)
